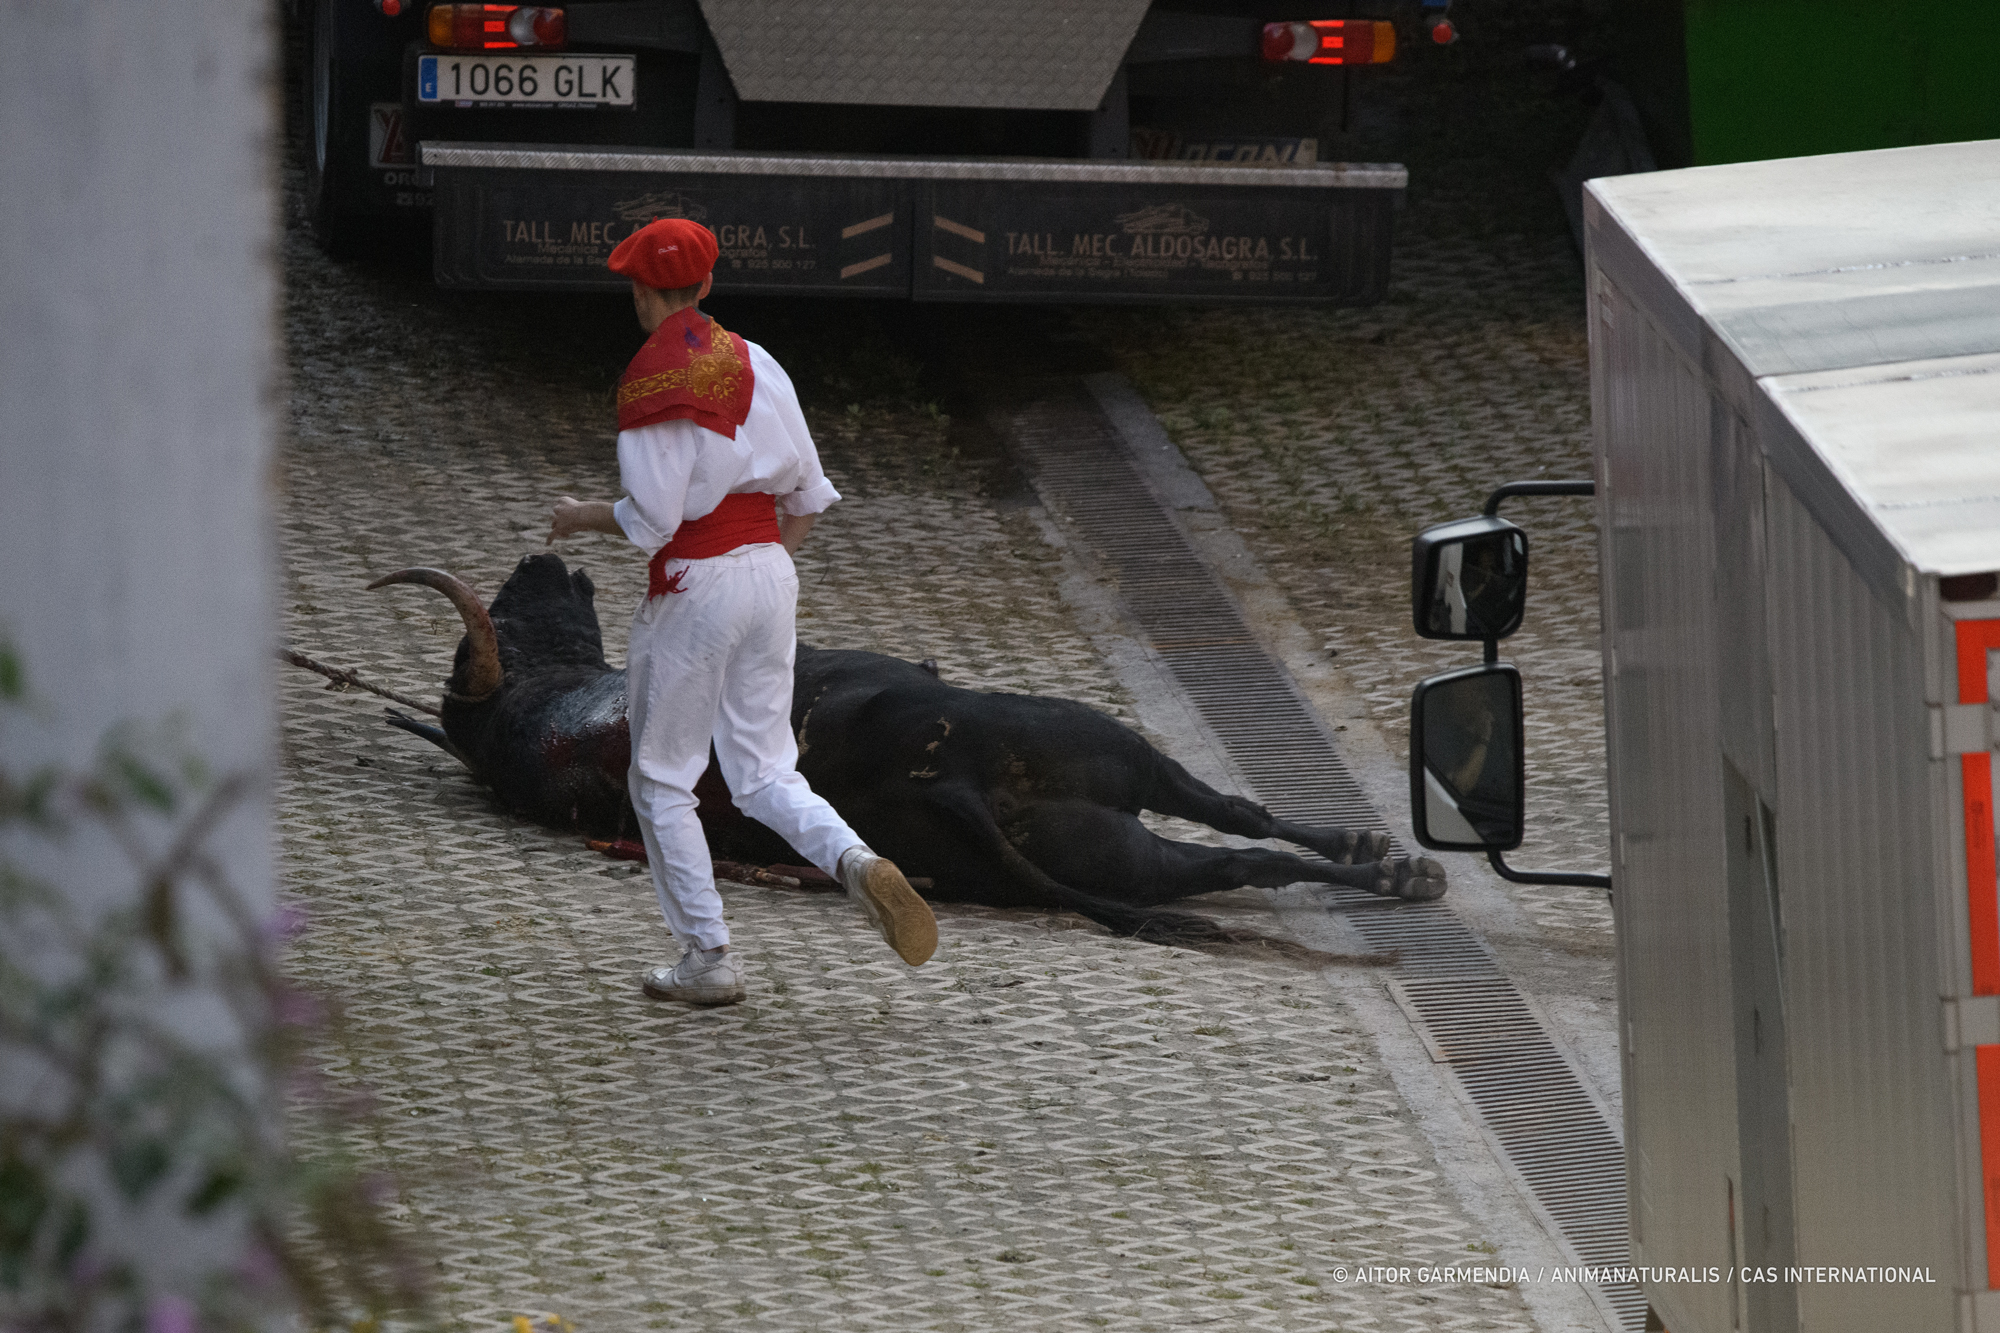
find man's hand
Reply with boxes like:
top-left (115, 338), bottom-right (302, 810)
top-left (779, 512), bottom-right (817, 554)
top-left (548, 497), bottom-right (623, 545)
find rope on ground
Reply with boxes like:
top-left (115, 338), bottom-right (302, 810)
top-left (279, 647), bottom-right (443, 717)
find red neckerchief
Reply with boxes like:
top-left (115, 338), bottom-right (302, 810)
top-left (615, 306), bottom-right (754, 438)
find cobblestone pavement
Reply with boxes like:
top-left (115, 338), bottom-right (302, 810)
top-left (272, 15), bottom-right (1626, 1324)
top-left (277, 200), bottom-right (1540, 1329)
top-left (1073, 50), bottom-right (1613, 949)
top-left (1075, 238), bottom-right (1609, 946)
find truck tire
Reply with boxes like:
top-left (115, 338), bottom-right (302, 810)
top-left (302, 0), bottom-right (368, 257)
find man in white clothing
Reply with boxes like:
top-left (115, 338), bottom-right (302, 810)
top-left (547, 217), bottom-right (936, 1004)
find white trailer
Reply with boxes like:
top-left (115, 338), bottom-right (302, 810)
top-left (1585, 140), bottom-right (2000, 1333)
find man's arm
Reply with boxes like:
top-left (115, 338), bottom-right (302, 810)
top-left (754, 343), bottom-right (840, 550)
top-left (779, 512), bottom-right (816, 554)
top-left (547, 496), bottom-right (625, 544)
top-left (610, 423), bottom-right (698, 554)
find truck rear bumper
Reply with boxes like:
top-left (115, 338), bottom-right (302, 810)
top-left (419, 143), bottom-right (1405, 304)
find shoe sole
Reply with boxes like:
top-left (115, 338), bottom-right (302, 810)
top-left (860, 861), bottom-right (938, 966)
top-left (641, 975), bottom-right (745, 1005)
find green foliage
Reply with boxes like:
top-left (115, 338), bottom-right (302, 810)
top-left (0, 645), bottom-right (431, 1333)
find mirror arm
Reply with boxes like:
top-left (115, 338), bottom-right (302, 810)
top-left (1483, 478), bottom-right (1594, 517)
top-left (1487, 849), bottom-right (1611, 894)
top-left (1475, 475), bottom-right (1603, 894)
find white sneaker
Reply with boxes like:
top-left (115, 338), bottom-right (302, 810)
top-left (641, 945), bottom-right (745, 1005)
top-left (837, 847), bottom-right (938, 966)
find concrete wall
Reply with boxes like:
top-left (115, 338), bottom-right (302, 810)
top-left (0, 4), bottom-right (277, 856)
top-left (0, 0), bottom-right (280, 1304)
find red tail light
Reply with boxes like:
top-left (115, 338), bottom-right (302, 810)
top-left (427, 4), bottom-right (565, 51)
top-left (1261, 19), bottom-right (1396, 66)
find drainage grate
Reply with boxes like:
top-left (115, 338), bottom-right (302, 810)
top-left (1008, 404), bottom-right (1390, 848)
top-left (1390, 976), bottom-right (1637, 1319)
top-left (1005, 386), bottom-right (1645, 1333)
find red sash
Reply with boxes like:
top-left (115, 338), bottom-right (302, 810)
top-left (616, 307), bottom-right (754, 438)
top-left (647, 493), bottom-right (781, 597)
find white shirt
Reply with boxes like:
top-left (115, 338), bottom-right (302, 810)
top-left (612, 338), bottom-right (841, 557)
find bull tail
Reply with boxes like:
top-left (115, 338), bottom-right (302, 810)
top-left (923, 784), bottom-right (1384, 967)
top-left (384, 709), bottom-right (475, 772)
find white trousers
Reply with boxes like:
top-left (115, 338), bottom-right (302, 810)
top-left (625, 542), bottom-right (862, 950)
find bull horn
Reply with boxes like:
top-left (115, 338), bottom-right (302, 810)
top-left (366, 567), bottom-right (502, 702)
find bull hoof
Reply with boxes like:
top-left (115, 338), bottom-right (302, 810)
top-left (1377, 856), bottom-right (1448, 902)
top-left (1336, 830), bottom-right (1393, 865)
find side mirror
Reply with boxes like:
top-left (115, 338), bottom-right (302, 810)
top-left (1410, 663), bottom-right (1524, 851)
top-left (1411, 515), bottom-right (1529, 641)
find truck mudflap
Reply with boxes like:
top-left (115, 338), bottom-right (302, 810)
top-left (420, 144), bottom-right (1405, 304)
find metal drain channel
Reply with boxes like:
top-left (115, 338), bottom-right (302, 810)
top-left (1005, 386), bottom-right (1645, 1333)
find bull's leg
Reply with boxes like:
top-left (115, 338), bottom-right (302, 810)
top-left (1139, 754), bottom-right (1392, 865)
top-left (1012, 799), bottom-right (1445, 904)
top-left (1143, 844), bottom-right (1446, 903)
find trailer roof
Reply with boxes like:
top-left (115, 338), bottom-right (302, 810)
top-left (1587, 139), bottom-right (2000, 581)
top-left (700, 0), bottom-right (1150, 110)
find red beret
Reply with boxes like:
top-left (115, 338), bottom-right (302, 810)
top-left (608, 217), bottom-right (718, 289)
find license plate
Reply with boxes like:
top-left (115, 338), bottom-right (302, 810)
top-left (418, 54), bottom-right (635, 108)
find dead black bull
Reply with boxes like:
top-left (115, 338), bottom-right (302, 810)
top-left (369, 552), bottom-right (1446, 942)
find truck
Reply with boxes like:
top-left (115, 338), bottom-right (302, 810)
top-left (1408, 138), bottom-right (2000, 1332)
top-left (297, 0), bottom-right (1430, 303)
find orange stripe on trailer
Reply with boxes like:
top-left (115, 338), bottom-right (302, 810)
top-left (1978, 1045), bottom-right (2000, 1282)
top-left (1969, 755), bottom-right (2000, 996)
top-left (1957, 620), bottom-right (2000, 995)
top-left (1959, 619), bottom-right (2000, 705)
top-left (1958, 623), bottom-right (2000, 1286)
